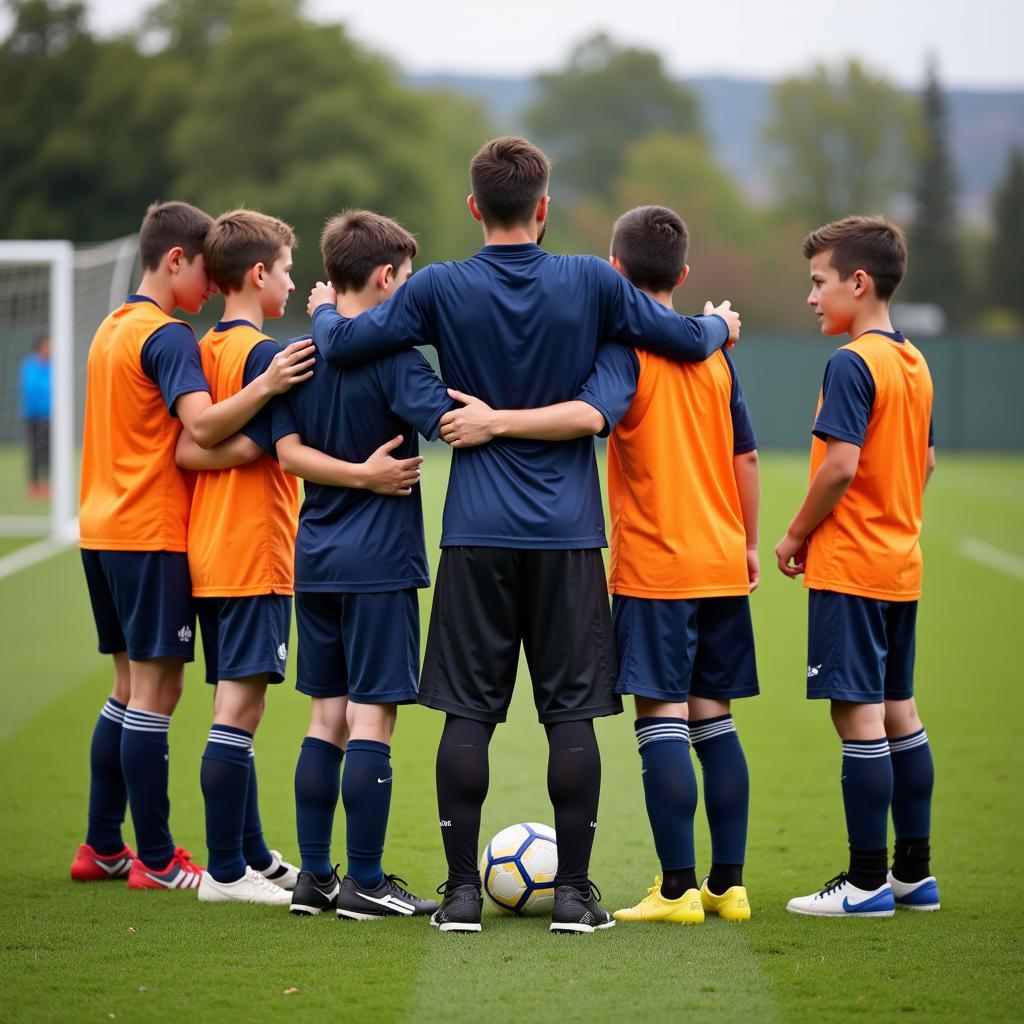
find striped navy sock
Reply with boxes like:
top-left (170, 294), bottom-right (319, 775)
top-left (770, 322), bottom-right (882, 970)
top-left (86, 698), bottom-right (128, 855)
top-left (201, 725), bottom-right (253, 884)
top-left (841, 737), bottom-right (892, 890)
top-left (890, 728), bottom-right (934, 882)
top-left (242, 749), bottom-right (273, 872)
top-left (635, 717), bottom-right (697, 898)
top-left (691, 714), bottom-right (748, 892)
top-left (121, 707), bottom-right (174, 870)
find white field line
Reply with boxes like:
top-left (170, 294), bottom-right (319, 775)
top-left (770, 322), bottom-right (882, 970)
top-left (0, 536), bottom-right (74, 581)
top-left (959, 538), bottom-right (1024, 581)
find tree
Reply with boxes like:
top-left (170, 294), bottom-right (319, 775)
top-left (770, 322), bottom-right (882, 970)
top-left (764, 60), bottom-right (919, 226)
top-left (524, 33), bottom-right (701, 200)
top-left (904, 59), bottom-right (964, 317)
top-left (989, 146), bottom-right (1024, 323)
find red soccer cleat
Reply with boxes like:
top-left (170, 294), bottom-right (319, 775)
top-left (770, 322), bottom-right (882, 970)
top-left (127, 847), bottom-right (204, 891)
top-left (70, 842), bottom-right (136, 882)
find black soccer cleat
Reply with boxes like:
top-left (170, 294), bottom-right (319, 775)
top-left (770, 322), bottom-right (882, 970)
top-left (429, 882), bottom-right (483, 933)
top-left (290, 867), bottom-right (341, 916)
top-left (550, 881), bottom-right (616, 933)
top-left (336, 873), bottom-right (439, 921)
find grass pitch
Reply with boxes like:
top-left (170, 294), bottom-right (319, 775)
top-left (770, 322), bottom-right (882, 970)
top-left (1, 448), bottom-right (1021, 1024)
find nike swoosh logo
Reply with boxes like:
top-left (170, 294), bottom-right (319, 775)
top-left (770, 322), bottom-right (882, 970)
top-left (377, 777), bottom-right (392, 784)
top-left (355, 892), bottom-right (414, 914)
top-left (842, 889), bottom-right (894, 913)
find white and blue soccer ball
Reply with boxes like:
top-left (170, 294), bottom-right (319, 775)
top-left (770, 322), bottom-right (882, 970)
top-left (479, 822), bottom-right (558, 916)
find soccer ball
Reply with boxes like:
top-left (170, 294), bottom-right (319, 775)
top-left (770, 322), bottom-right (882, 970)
top-left (479, 822), bottom-right (558, 916)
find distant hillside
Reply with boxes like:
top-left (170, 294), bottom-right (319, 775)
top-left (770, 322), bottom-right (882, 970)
top-left (409, 73), bottom-right (1024, 222)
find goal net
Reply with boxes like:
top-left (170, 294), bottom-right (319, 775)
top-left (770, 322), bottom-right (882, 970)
top-left (0, 236), bottom-right (138, 540)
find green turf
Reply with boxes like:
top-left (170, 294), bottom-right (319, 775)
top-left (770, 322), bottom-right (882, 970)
top-left (1, 449), bottom-right (1021, 1023)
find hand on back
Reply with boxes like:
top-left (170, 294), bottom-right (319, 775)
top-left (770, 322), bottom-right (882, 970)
top-left (265, 339), bottom-right (316, 394)
top-left (439, 390), bottom-right (499, 448)
top-left (361, 435), bottom-right (423, 497)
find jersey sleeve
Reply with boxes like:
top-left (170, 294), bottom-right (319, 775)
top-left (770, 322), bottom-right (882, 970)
top-left (239, 340), bottom-right (280, 453)
top-left (723, 351), bottom-right (758, 454)
top-left (929, 416), bottom-right (935, 448)
top-left (575, 343), bottom-right (640, 437)
top-left (269, 393), bottom-right (301, 446)
top-left (594, 259), bottom-right (728, 363)
top-left (312, 271), bottom-right (436, 368)
top-left (140, 322), bottom-right (209, 416)
top-left (812, 348), bottom-right (875, 447)
top-left (377, 350), bottom-right (454, 441)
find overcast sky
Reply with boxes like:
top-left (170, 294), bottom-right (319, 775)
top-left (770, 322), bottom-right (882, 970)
top-left (36, 0), bottom-right (1024, 88)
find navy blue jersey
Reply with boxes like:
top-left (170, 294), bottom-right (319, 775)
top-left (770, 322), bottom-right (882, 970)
top-left (136, 296), bottom-right (209, 415)
top-left (271, 338), bottom-right (451, 592)
top-left (312, 244), bottom-right (728, 550)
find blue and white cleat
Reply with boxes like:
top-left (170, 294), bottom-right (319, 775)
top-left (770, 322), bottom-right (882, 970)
top-left (887, 871), bottom-right (940, 911)
top-left (786, 873), bottom-right (895, 917)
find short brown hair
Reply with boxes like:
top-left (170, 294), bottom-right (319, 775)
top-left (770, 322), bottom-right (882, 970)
top-left (138, 201), bottom-right (213, 271)
top-left (802, 215), bottom-right (907, 301)
top-left (611, 205), bottom-right (689, 293)
top-left (321, 210), bottom-right (418, 292)
top-left (470, 136), bottom-right (551, 228)
top-left (204, 209), bottom-right (296, 293)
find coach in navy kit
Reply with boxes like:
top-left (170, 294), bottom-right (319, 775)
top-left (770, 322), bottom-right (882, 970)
top-left (306, 136), bottom-right (741, 934)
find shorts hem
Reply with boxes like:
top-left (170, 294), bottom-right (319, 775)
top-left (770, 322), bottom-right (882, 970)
top-left (416, 693), bottom-right (507, 724)
top-left (688, 684), bottom-right (760, 701)
top-left (207, 664), bottom-right (285, 685)
top-left (347, 692), bottom-right (418, 706)
top-left (538, 700), bottom-right (623, 724)
top-left (97, 643), bottom-right (127, 656)
top-left (615, 682), bottom-right (690, 702)
top-left (807, 688), bottom-right (883, 704)
top-left (126, 647), bottom-right (194, 662)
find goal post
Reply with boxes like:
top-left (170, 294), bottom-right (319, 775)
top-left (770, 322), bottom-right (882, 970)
top-left (0, 236), bottom-right (139, 543)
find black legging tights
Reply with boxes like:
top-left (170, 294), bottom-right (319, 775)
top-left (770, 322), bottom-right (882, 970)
top-left (435, 715), bottom-right (601, 890)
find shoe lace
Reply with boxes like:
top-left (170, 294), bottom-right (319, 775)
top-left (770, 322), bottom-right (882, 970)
top-left (383, 874), bottom-right (415, 899)
top-left (585, 880), bottom-right (603, 903)
top-left (819, 872), bottom-right (849, 897)
top-left (172, 847), bottom-right (195, 867)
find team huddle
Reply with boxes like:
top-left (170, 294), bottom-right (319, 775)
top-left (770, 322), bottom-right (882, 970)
top-left (70, 136), bottom-right (939, 931)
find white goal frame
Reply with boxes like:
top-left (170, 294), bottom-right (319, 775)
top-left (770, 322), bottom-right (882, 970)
top-left (0, 240), bottom-right (76, 541)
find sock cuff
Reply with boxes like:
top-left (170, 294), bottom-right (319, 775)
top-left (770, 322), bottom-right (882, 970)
top-left (888, 729), bottom-right (929, 754)
top-left (122, 707), bottom-right (171, 733)
top-left (345, 739), bottom-right (391, 757)
top-left (100, 699), bottom-right (127, 725)
top-left (301, 735), bottom-right (345, 760)
top-left (841, 737), bottom-right (890, 759)
top-left (207, 725), bottom-right (254, 751)
top-left (635, 717), bottom-right (689, 751)
top-left (690, 715), bottom-right (736, 746)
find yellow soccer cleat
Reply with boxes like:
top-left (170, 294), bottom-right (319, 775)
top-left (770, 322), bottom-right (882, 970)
top-left (613, 877), bottom-right (705, 924)
top-left (700, 878), bottom-right (751, 921)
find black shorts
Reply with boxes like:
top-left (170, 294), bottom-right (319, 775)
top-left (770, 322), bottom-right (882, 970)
top-left (419, 547), bottom-right (621, 725)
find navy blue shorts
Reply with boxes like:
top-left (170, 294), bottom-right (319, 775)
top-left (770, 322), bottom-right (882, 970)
top-left (613, 595), bottom-right (759, 703)
top-left (295, 589), bottom-right (420, 703)
top-left (82, 550), bottom-right (195, 662)
top-left (806, 589), bottom-right (917, 703)
top-left (196, 595), bottom-right (292, 684)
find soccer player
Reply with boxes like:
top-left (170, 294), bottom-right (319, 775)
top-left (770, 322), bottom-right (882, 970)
top-left (277, 210), bottom-right (446, 921)
top-left (180, 209), bottom-right (307, 905)
top-left (439, 206), bottom-right (760, 926)
top-left (776, 216), bottom-right (938, 917)
top-left (306, 137), bottom-right (741, 934)
top-left (73, 201), bottom-right (314, 889)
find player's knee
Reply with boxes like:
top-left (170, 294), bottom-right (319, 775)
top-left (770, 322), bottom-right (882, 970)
top-left (830, 699), bottom-right (885, 739)
top-left (883, 697), bottom-right (922, 737)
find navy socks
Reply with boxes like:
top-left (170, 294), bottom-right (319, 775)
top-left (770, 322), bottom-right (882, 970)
top-left (890, 728), bottom-right (934, 882)
top-left (841, 737), bottom-right (893, 890)
top-left (295, 736), bottom-right (344, 880)
top-left (121, 707), bottom-right (174, 870)
top-left (635, 717), bottom-right (697, 899)
top-left (691, 714), bottom-right (749, 893)
top-left (200, 725), bottom-right (253, 884)
top-left (342, 739), bottom-right (392, 888)
top-left (86, 698), bottom-right (128, 855)
top-left (242, 750), bottom-right (273, 872)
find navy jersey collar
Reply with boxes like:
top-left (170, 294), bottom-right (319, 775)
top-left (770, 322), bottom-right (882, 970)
top-left (215, 318), bottom-right (261, 332)
top-left (478, 243), bottom-right (542, 255)
top-left (126, 293), bottom-right (160, 307)
top-left (858, 328), bottom-right (905, 344)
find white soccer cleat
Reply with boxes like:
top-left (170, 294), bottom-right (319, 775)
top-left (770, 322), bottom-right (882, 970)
top-left (786, 873), bottom-right (895, 917)
top-left (259, 850), bottom-right (299, 890)
top-left (887, 871), bottom-right (941, 911)
top-left (198, 866), bottom-right (293, 905)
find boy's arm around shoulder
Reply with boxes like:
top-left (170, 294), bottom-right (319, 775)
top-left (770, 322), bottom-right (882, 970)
top-left (175, 430), bottom-right (262, 471)
top-left (309, 272), bottom-right (435, 369)
top-left (275, 433), bottom-right (422, 496)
